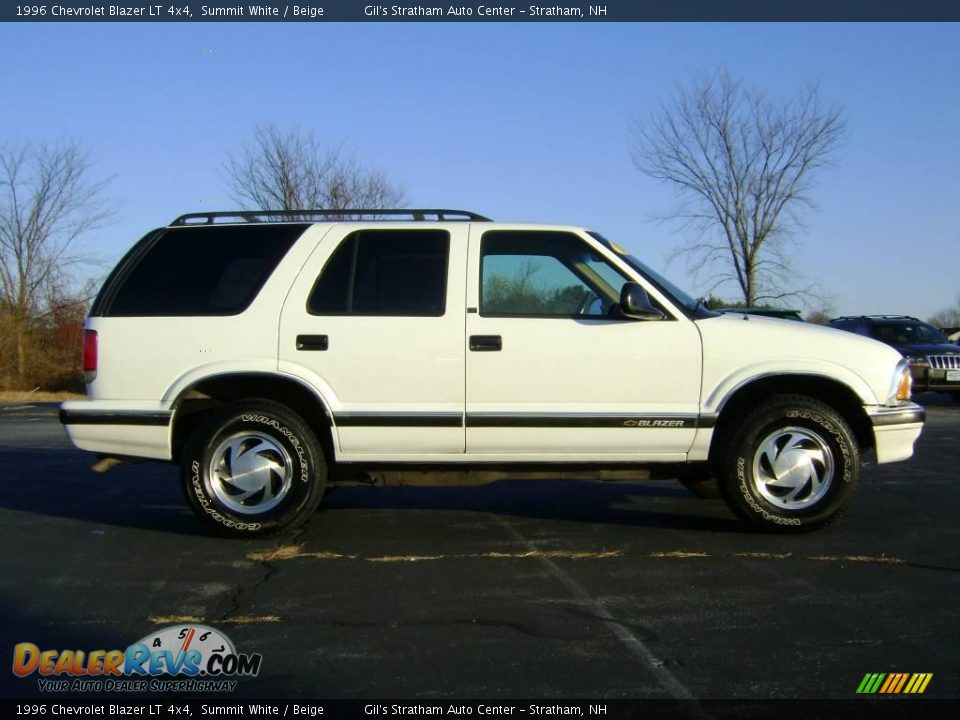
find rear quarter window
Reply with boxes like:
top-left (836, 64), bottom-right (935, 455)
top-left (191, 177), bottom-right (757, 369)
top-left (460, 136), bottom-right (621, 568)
top-left (307, 229), bottom-right (449, 316)
top-left (98, 224), bottom-right (308, 317)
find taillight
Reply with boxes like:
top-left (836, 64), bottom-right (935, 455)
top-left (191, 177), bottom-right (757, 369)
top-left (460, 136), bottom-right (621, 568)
top-left (83, 330), bottom-right (98, 384)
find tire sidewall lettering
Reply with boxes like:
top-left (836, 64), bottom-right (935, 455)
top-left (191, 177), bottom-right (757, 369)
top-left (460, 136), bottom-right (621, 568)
top-left (736, 454), bottom-right (802, 526)
top-left (785, 409), bottom-right (853, 484)
top-left (239, 413), bottom-right (310, 484)
top-left (190, 459), bottom-right (262, 532)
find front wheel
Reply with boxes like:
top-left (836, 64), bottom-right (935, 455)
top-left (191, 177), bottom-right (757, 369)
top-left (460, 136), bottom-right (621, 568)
top-left (181, 400), bottom-right (327, 537)
top-left (717, 395), bottom-right (859, 532)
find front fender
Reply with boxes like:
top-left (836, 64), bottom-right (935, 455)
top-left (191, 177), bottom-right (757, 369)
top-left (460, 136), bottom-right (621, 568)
top-left (703, 359), bottom-right (879, 414)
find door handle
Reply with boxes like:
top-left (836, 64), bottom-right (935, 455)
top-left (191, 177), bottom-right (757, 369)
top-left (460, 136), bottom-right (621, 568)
top-left (469, 335), bottom-right (502, 352)
top-left (296, 334), bottom-right (329, 351)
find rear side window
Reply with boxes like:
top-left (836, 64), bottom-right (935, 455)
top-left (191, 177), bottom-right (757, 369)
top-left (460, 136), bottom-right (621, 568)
top-left (307, 230), bottom-right (449, 316)
top-left (831, 319), bottom-right (865, 335)
top-left (874, 322), bottom-right (946, 345)
top-left (102, 224), bottom-right (308, 317)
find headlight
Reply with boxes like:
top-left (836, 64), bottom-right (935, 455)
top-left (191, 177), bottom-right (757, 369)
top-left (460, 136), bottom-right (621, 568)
top-left (887, 359), bottom-right (912, 404)
top-left (905, 354), bottom-right (929, 366)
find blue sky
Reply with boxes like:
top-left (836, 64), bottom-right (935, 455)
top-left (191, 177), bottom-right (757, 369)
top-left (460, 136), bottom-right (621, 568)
top-left (1, 22), bottom-right (957, 319)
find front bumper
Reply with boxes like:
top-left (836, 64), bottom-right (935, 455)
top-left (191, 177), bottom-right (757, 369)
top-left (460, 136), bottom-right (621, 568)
top-left (866, 403), bottom-right (925, 464)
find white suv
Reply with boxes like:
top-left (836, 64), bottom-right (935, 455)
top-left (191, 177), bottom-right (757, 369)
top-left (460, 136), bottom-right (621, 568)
top-left (60, 209), bottom-right (924, 536)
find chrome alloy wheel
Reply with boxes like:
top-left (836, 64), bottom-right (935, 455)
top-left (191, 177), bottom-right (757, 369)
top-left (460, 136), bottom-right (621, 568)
top-left (208, 431), bottom-right (294, 515)
top-left (751, 426), bottom-right (835, 510)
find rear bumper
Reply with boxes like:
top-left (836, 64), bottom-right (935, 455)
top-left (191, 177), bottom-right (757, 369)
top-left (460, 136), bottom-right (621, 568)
top-left (866, 403), bottom-right (925, 464)
top-left (59, 401), bottom-right (172, 461)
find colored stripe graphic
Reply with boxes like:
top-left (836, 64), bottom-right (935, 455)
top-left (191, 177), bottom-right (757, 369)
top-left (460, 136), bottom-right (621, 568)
top-left (892, 673), bottom-right (909, 693)
top-left (857, 673), bottom-right (884, 693)
top-left (881, 673), bottom-right (907, 693)
top-left (906, 673), bottom-right (933, 694)
top-left (857, 672), bottom-right (932, 694)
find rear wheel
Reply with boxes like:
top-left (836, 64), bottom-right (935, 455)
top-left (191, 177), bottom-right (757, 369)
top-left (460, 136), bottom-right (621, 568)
top-left (181, 399), bottom-right (327, 537)
top-left (717, 395), bottom-right (859, 532)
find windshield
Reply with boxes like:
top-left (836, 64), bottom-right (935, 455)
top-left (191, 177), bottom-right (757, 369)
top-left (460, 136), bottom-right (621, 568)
top-left (588, 232), bottom-right (701, 314)
top-left (875, 322), bottom-right (947, 345)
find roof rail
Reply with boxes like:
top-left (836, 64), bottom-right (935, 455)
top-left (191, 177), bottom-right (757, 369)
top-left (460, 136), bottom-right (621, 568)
top-left (169, 209), bottom-right (492, 226)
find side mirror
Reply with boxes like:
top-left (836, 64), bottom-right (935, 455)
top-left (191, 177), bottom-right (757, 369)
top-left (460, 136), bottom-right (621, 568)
top-left (620, 282), bottom-right (666, 321)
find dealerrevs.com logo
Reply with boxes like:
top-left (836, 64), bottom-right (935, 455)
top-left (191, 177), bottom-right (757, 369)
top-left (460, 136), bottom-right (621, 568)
top-left (12, 625), bottom-right (262, 693)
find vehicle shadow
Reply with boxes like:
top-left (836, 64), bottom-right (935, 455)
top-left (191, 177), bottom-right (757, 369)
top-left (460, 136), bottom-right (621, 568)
top-left (0, 444), bottom-right (743, 535)
top-left (321, 478), bottom-right (743, 533)
top-left (0, 445), bottom-right (207, 536)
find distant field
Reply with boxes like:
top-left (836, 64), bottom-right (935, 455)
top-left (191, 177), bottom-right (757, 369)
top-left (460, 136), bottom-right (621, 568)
top-left (0, 391), bottom-right (84, 402)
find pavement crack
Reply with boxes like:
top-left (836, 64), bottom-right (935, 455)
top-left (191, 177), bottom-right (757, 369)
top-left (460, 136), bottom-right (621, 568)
top-left (481, 549), bottom-right (623, 560)
top-left (148, 614), bottom-right (204, 624)
top-left (212, 526), bottom-right (308, 624)
top-left (148, 614), bottom-right (280, 625)
top-left (367, 554), bottom-right (447, 563)
top-left (806, 554), bottom-right (906, 564)
top-left (903, 561), bottom-right (960, 573)
top-left (248, 544), bottom-right (355, 562)
top-left (247, 545), bottom-right (624, 563)
top-left (245, 544), bottom-right (942, 573)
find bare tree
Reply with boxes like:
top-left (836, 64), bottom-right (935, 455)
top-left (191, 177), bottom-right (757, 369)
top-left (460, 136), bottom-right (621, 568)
top-left (0, 141), bottom-right (112, 381)
top-left (929, 296), bottom-right (960, 329)
top-left (631, 70), bottom-right (846, 306)
top-left (224, 124), bottom-right (405, 216)
top-left (805, 307), bottom-right (836, 325)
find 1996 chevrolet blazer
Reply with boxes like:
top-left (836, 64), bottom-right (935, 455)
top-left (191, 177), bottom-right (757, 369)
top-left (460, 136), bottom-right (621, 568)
top-left (60, 209), bottom-right (925, 536)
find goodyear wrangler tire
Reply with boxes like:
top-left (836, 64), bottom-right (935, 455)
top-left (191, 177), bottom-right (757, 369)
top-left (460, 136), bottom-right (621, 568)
top-left (181, 399), bottom-right (327, 537)
top-left (718, 395), bottom-right (859, 533)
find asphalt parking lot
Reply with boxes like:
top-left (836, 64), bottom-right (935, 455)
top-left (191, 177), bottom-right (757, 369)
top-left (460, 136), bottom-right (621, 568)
top-left (0, 397), bottom-right (957, 700)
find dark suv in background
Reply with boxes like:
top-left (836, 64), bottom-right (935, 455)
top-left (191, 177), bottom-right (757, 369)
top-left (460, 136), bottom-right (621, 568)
top-left (828, 315), bottom-right (960, 401)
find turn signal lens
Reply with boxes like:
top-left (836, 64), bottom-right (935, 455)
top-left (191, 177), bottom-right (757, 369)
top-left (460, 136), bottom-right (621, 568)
top-left (895, 367), bottom-right (912, 402)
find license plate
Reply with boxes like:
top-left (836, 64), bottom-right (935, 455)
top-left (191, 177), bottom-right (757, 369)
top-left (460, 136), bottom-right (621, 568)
top-left (948, 370), bottom-right (960, 382)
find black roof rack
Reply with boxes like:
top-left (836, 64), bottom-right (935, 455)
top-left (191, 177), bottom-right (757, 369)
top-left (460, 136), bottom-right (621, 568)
top-left (170, 209), bottom-right (492, 226)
